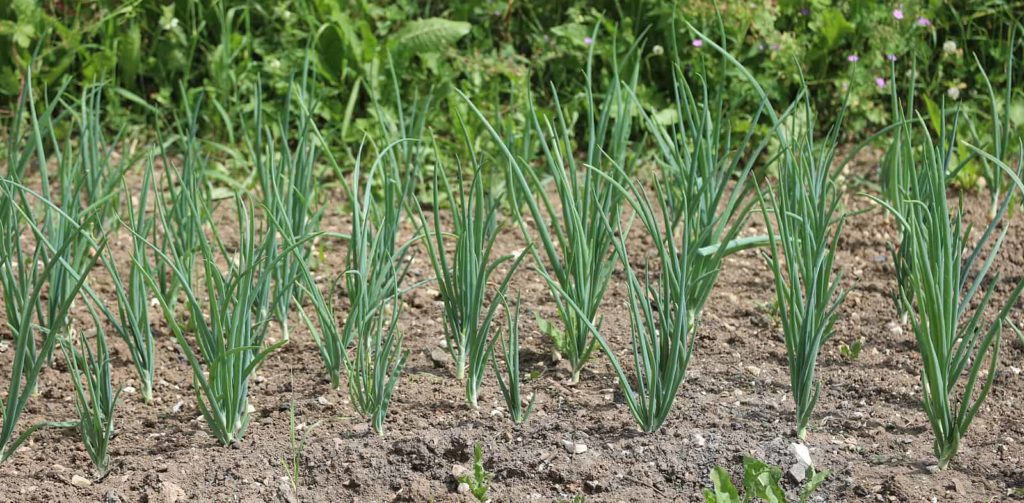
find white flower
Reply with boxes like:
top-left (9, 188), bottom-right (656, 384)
top-left (161, 17), bottom-right (180, 31)
top-left (651, 45), bottom-right (664, 56)
top-left (947, 86), bottom-right (961, 100)
top-left (942, 40), bottom-right (958, 55)
top-left (790, 442), bottom-right (813, 468)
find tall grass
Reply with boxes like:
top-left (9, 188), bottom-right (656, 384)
top-left (876, 95), bottom-right (1024, 468)
top-left (461, 34), bottom-right (639, 383)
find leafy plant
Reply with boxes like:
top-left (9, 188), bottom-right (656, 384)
top-left (490, 295), bottom-right (536, 424)
top-left (838, 340), bottom-right (863, 361)
top-left (703, 456), bottom-right (828, 503)
top-left (463, 32), bottom-right (639, 383)
top-left (457, 443), bottom-right (492, 502)
top-left (874, 94), bottom-right (1024, 468)
top-left (60, 305), bottom-right (121, 477)
top-left (412, 153), bottom-right (527, 407)
top-left (760, 97), bottom-right (848, 439)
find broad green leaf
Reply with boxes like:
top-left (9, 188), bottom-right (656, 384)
top-left (391, 18), bottom-right (470, 56)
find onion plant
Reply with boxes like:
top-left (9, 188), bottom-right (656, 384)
top-left (597, 178), bottom-right (698, 432)
top-left (60, 304), bottom-right (121, 477)
top-left (412, 152), bottom-right (528, 407)
top-left (966, 32), bottom-right (1019, 220)
top-left (251, 77), bottom-right (322, 341)
top-left (760, 100), bottom-right (848, 439)
top-left (296, 144), bottom-right (414, 419)
top-left (0, 76), bottom-right (103, 463)
top-left (631, 61), bottom-right (768, 328)
top-left (139, 194), bottom-right (284, 446)
top-left (874, 99), bottom-right (1024, 468)
top-left (461, 33), bottom-right (639, 383)
top-left (97, 161), bottom-right (157, 404)
top-left (490, 294), bottom-right (535, 424)
top-left (152, 94), bottom-right (210, 303)
top-left (346, 287), bottom-right (409, 436)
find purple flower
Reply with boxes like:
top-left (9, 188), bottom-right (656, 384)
top-left (847, 54), bottom-right (859, 62)
top-left (800, 8), bottom-right (810, 16)
top-left (875, 77), bottom-right (887, 88)
top-left (916, 16), bottom-right (931, 26)
top-left (893, 9), bottom-right (904, 20)
top-left (886, 54), bottom-right (898, 62)
top-left (583, 36), bottom-right (593, 45)
top-left (692, 39), bottom-right (703, 48)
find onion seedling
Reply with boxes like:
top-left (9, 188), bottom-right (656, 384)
top-left (875, 99), bottom-right (1024, 468)
top-left (966, 29), bottom-right (1019, 220)
top-left (295, 138), bottom-right (414, 387)
top-left (631, 61), bottom-right (768, 328)
top-left (412, 150), bottom-right (528, 407)
top-left (152, 94), bottom-right (210, 303)
top-left (251, 76), bottom-right (322, 341)
top-left (760, 99), bottom-right (848, 439)
top-left (461, 32), bottom-right (640, 383)
top-left (598, 178), bottom-right (698, 432)
top-left (490, 295), bottom-right (535, 424)
top-left (60, 304), bottom-right (121, 477)
top-left (346, 288), bottom-right (408, 436)
top-left (1, 77), bottom-right (106, 463)
top-left (97, 161), bottom-right (157, 404)
top-left (139, 194), bottom-right (285, 446)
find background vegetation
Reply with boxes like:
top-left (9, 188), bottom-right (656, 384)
top-left (2, 0), bottom-right (1022, 177)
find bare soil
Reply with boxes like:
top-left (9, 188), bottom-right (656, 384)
top-left (2, 156), bottom-right (1024, 503)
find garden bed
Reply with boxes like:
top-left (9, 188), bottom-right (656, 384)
top-left (2, 152), bottom-right (1023, 503)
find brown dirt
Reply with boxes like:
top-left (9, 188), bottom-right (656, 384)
top-left (2, 156), bottom-right (1024, 503)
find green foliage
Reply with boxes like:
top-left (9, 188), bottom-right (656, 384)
top-left (333, 150), bottom-right (412, 435)
top-left (599, 177), bottom-right (702, 432)
top-left (703, 456), bottom-right (828, 503)
top-left (464, 33), bottom-right (639, 383)
top-left (875, 88), bottom-right (1024, 468)
top-left (251, 73), bottom-right (323, 341)
top-left (99, 162), bottom-right (157, 405)
top-left (490, 295), bottom-right (536, 424)
top-left (60, 306), bottom-right (121, 477)
top-left (838, 340), bottom-right (863, 362)
top-left (457, 444), bottom-right (492, 502)
top-left (761, 98), bottom-right (848, 439)
top-left (413, 153), bottom-right (527, 407)
top-left (140, 193), bottom-right (285, 446)
top-left (0, 77), bottom-right (106, 464)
